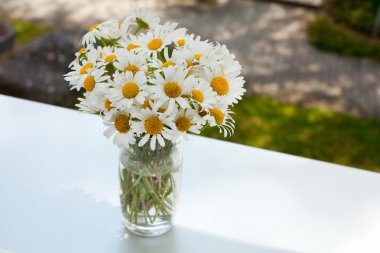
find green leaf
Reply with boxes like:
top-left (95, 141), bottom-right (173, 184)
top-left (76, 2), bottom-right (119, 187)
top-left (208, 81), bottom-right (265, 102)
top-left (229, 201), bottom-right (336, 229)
top-left (136, 18), bottom-right (150, 30)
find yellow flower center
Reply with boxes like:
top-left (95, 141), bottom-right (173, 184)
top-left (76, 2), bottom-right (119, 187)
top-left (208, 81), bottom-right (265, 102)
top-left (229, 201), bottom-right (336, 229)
top-left (177, 39), bottom-right (185, 47)
top-left (80, 63), bottom-right (94, 75)
top-left (105, 54), bottom-right (116, 63)
top-left (209, 108), bottom-right (224, 125)
top-left (89, 24), bottom-right (99, 32)
top-left (186, 71), bottom-right (192, 78)
top-left (194, 54), bottom-right (202, 61)
top-left (79, 47), bottom-right (86, 54)
top-left (191, 89), bottom-right (204, 103)
top-left (122, 82), bottom-right (139, 99)
top-left (162, 61), bottom-right (176, 68)
top-left (104, 99), bottom-right (113, 111)
top-left (141, 99), bottom-right (165, 112)
top-left (114, 115), bottom-right (130, 133)
top-left (84, 76), bottom-right (95, 92)
top-left (186, 59), bottom-right (194, 67)
top-left (127, 43), bottom-right (140, 51)
top-left (125, 65), bottom-right (140, 75)
top-left (164, 82), bottom-right (182, 98)
top-left (148, 38), bottom-right (163, 51)
top-left (211, 76), bottom-right (229, 96)
top-left (144, 116), bottom-right (163, 135)
top-left (141, 99), bottom-right (152, 109)
top-left (176, 117), bottom-right (191, 132)
top-left (158, 107), bottom-right (166, 113)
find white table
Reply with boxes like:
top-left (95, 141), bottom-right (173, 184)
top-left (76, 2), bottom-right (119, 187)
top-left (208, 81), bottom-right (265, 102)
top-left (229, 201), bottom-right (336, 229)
top-left (0, 95), bottom-right (380, 253)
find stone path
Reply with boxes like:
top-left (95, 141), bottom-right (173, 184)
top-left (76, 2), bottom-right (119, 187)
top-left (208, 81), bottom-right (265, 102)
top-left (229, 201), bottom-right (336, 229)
top-left (0, 31), bottom-right (82, 107)
top-left (163, 2), bottom-right (380, 119)
top-left (1, 0), bottom-right (380, 118)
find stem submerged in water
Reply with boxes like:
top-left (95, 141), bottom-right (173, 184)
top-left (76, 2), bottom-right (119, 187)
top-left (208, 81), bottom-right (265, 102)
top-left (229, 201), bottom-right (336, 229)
top-left (119, 139), bottom-right (181, 226)
top-left (121, 171), bottom-right (176, 224)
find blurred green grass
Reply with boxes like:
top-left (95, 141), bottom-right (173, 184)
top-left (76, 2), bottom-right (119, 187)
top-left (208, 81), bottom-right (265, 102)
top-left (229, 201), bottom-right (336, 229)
top-left (308, 15), bottom-right (380, 61)
top-left (202, 96), bottom-right (380, 173)
top-left (10, 19), bottom-right (53, 45)
top-left (328, 0), bottom-right (379, 35)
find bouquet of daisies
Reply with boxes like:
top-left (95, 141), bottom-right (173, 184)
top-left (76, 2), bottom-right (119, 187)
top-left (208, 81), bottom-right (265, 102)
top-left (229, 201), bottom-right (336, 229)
top-left (64, 9), bottom-right (246, 151)
top-left (65, 9), bottom-right (246, 232)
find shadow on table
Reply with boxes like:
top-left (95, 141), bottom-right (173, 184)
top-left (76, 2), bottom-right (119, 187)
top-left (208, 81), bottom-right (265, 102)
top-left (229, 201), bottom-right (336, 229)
top-left (118, 226), bottom-right (295, 253)
top-left (0, 185), bottom-right (294, 253)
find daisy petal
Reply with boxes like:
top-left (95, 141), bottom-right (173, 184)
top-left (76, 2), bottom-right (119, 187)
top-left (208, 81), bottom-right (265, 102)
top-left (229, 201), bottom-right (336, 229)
top-left (139, 134), bottom-right (150, 147)
top-left (157, 134), bottom-right (165, 147)
top-left (150, 135), bottom-right (157, 150)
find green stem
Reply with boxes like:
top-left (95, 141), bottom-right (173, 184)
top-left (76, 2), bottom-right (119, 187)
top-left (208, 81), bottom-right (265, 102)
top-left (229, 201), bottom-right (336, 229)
top-left (134, 196), bottom-right (139, 224)
top-left (120, 139), bottom-right (179, 225)
top-left (152, 206), bottom-right (160, 223)
top-left (121, 172), bottom-right (144, 199)
top-left (133, 26), bottom-right (142, 35)
top-left (142, 177), bottom-right (171, 215)
top-left (141, 196), bottom-right (148, 224)
top-left (129, 186), bottom-right (138, 221)
top-left (142, 199), bottom-right (153, 224)
top-left (170, 174), bottom-right (177, 200)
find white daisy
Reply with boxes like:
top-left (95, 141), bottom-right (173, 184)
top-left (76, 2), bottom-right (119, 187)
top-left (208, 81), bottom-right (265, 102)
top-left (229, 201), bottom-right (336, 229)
top-left (64, 56), bottom-right (105, 91)
top-left (221, 59), bottom-right (242, 78)
top-left (109, 71), bottom-right (148, 109)
top-left (172, 108), bottom-right (202, 140)
top-left (81, 23), bottom-right (105, 46)
top-left (114, 49), bottom-right (148, 76)
top-left (118, 34), bottom-right (141, 52)
top-left (76, 87), bottom-right (117, 116)
top-left (99, 18), bottom-right (122, 40)
top-left (137, 25), bottom-right (172, 56)
top-left (172, 28), bottom-right (188, 48)
top-left (71, 46), bottom-right (92, 66)
top-left (214, 43), bottom-right (242, 75)
top-left (157, 22), bottom-right (179, 34)
top-left (103, 110), bottom-right (136, 148)
top-left (76, 89), bottom-right (117, 117)
top-left (97, 46), bottom-right (117, 65)
top-left (78, 66), bottom-right (109, 92)
top-left (150, 66), bottom-right (194, 112)
top-left (180, 47), bottom-right (209, 75)
top-left (76, 90), bottom-right (104, 113)
top-left (138, 98), bottom-right (169, 115)
top-left (149, 47), bottom-right (186, 70)
top-left (86, 46), bottom-right (103, 62)
top-left (134, 107), bottom-right (175, 150)
top-left (119, 17), bottom-right (133, 36)
top-left (187, 78), bottom-right (216, 109)
top-left (206, 103), bottom-right (235, 137)
top-left (66, 46), bottom-right (98, 77)
top-left (203, 66), bottom-right (245, 105)
top-left (186, 35), bottom-right (214, 64)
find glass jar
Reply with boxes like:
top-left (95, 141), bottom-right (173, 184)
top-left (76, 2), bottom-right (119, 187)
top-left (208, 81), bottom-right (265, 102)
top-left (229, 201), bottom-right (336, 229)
top-left (119, 138), bottom-right (182, 237)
